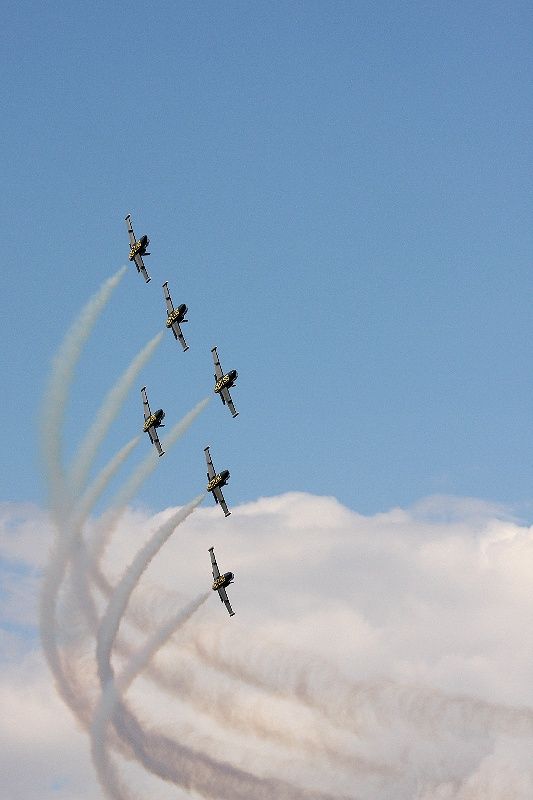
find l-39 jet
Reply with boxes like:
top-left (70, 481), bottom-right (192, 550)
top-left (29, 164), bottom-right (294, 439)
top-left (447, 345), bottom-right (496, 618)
top-left (141, 386), bottom-right (165, 456)
top-left (209, 546), bottom-right (235, 617)
top-left (125, 214), bottom-right (151, 283)
top-left (204, 446), bottom-right (231, 517)
top-left (163, 281), bottom-right (189, 351)
top-left (211, 346), bottom-right (238, 418)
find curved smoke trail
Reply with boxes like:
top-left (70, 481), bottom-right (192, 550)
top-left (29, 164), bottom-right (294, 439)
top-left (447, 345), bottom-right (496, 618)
top-left (67, 435), bottom-right (142, 637)
top-left (96, 495), bottom-right (205, 687)
top-left (70, 436), bottom-right (141, 531)
top-left (68, 395), bottom-right (211, 641)
top-left (109, 702), bottom-right (356, 800)
top-left (40, 266), bottom-right (127, 519)
top-left (38, 269), bottom-right (208, 737)
top-left (69, 331), bottom-right (164, 494)
top-left (91, 593), bottom-right (210, 800)
top-left (185, 629), bottom-right (533, 741)
top-left (40, 267), bottom-right (127, 703)
top-left (64, 535), bottom-right (385, 778)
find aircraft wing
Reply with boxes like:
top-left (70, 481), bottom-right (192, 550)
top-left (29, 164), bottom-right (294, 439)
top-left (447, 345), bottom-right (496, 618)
top-left (218, 585), bottom-right (235, 617)
top-left (125, 214), bottom-right (136, 247)
top-left (214, 486), bottom-right (231, 517)
top-left (209, 547), bottom-right (220, 579)
top-left (204, 446), bottom-right (215, 481)
top-left (133, 253), bottom-right (151, 283)
top-left (171, 321), bottom-right (189, 351)
top-left (211, 347), bottom-right (224, 381)
top-left (149, 427), bottom-right (164, 457)
top-left (141, 387), bottom-right (151, 421)
top-left (162, 281), bottom-right (174, 315)
top-left (220, 387), bottom-right (238, 418)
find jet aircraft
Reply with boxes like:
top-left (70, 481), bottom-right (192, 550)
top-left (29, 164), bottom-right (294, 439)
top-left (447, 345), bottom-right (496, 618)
top-left (163, 281), bottom-right (189, 351)
top-left (125, 214), bottom-right (151, 283)
top-left (211, 346), bottom-right (238, 418)
top-left (141, 386), bottom-right (165, 456)
top-left (204, 446), bottom-right (231, 517)
top-left (209, 546), bottom-right (235, 617)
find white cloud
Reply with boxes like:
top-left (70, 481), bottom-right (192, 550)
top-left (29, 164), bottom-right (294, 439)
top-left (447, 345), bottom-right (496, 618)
top-left (0, 502), bottom-right (52, 568)
top-left (1, 492), bottom-right (533, 799)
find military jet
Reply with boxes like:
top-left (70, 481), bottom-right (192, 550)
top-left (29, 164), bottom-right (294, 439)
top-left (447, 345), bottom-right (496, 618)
top-left (163, 282), bottom-right (189, 351)
top-left (211, 346), bottom-right (238, 418)
top-left (209, 546), bottom-right (235, 617)
top-left (125, 214), bottom-right (151, 283)
top-left (204, 446), bottom-right (231, 517)
top-left (141, 386), bottom-right (165, 456)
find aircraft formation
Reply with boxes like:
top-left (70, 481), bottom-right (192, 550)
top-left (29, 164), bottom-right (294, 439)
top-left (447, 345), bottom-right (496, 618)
top-left (126, 213), bottom-right (237, 617)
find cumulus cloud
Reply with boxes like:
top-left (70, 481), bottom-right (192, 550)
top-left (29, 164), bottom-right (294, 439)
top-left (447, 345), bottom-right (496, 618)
top-left (2, 492), bottom-right (533, 799)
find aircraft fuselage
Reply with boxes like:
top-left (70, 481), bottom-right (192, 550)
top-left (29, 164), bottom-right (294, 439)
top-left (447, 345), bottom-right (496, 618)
top-left (214, 370), bottom-right (237, 394)
top-left (212, 571), bottom-right (234, 592)
top-left (207, 469), bottom-right (230, 492)
top-left (143, 409), bottom-right (165, 432)
top-left (166, 304), bottom-right (188, 327)
top-left (129, 234), bottom-right (150, 261)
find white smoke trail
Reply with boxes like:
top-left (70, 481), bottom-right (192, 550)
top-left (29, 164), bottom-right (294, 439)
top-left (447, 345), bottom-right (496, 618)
top-left (55, 597), bottom-right (356, 800)
top-left (90, 569), bottom-right (533, 784)
top-left (117, 594), bottom-right (210, 693)
top-left (42, 394), bottom-right (209, 728)
top-left (122, 641), bottom-right (389, 777)
top-left (67, 435), bottom-right (142, 637)
top-left (74, 517), bottom-right (380, 777)
top-left (186, 630), bottom-right (533, 742)
top-left (40, 267), bottom-right (127, 704)
top-left (40, 266), bottom-right (127, 519)
top-left (110, 703), bottom-right (356, 800)
top-left (137, 652), bottom-right (387, 775)
top-left (91, 495), bottom-right (353, 800)
top-left (71, 545), bottom-right (386, 779)
top-left (65, 394), bottom-right (211, 649)
top-left (39, 273), bottom-right (162, 725)
top-left (76, 394), bottom-right (210, 628)
top-left (40, 434), bottom-right (140, 711)
top-left (96, 495), bottom-right (205, 686)
top-left (71, 436), bottom-right (141, 531)
top-left (90, 497), bottom-right (204, 800)
top-left (69, 331), bottom-right (164, 494)
top-left (100, 615), bottom-right (533, 799)
top-left (68, 544), bottom-right (379, 777)
top-left (91, 593), bottom-right (209, 800)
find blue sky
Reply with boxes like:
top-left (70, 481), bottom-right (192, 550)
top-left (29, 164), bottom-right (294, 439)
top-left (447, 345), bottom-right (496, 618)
top-left (2, 0), bottom-right (532, 516)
